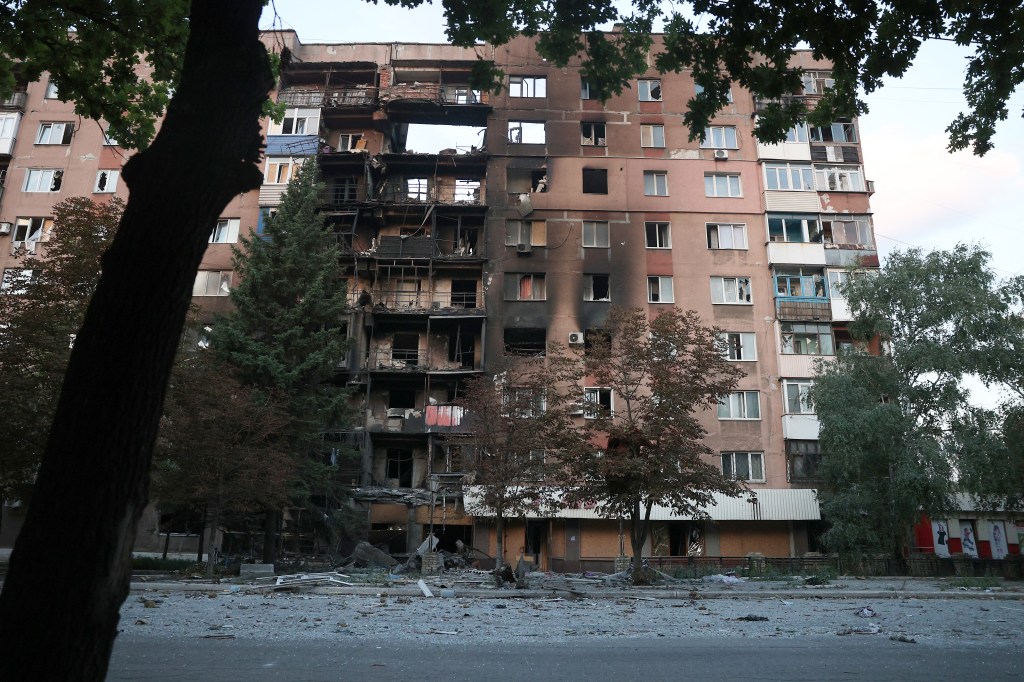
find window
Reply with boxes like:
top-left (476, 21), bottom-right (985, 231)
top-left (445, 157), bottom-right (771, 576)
top-left (583, 221), bottom-right (609, 248)
top-left (784, 379), bottom-right (814, 414)
top-left (509, 76), bottom-right (546, 98)
top-left (23, 169), bottom-right (63, 193)
top-left (583, 387), bottom-right (612, 419)
top-left (11, 217), bottom-right (53, 254)
top-left (645, 222), bottom-right (671, 249)
top-left (815, 165), bottom-right (864, 191)
top-left (823, 217), bottom-right (873, 247)
top-left (507, 121), bottom-right (545, 144)
top-left (35, 122), bottom-right (73, 145)
top-left (768, 215), bottom-right (822, 243)
top-left (704, 173), bottom-right (741, 197)
top-left (102, 128), bottom-right (119, 146)
top-left (785, 124), bottom-right (809, 143)
top-left (810, 121), bottom-right (857, 143)
top-left (583, 274), bottom-right (610, 301)
top-left (580, 79), bottom-right (594, 100)
top-left (505, 220), bottom-right (547, 247)
top-left (780, 322), bottom-right (834, 355)
top-left (93, 170), bottom-right (119, 193)
top-left (386, 449), bottom-right (414, 487)
top-left (641, 124), bottom-right (665, 148)
top-left (504, 274), bottom-right (546, 301)
top-left (504, 328), bottom-right (547, 356)
top-left (192, 270), bottom-right (232, 297)
top-left (276, 107), bottom-right (318, 135)
top-left (582, 168), bottom-right (608, 194)
top-left (638, 79), bottom-right (662, 101)
top-left (774, 267), bottom-right (827, 299)
top-left (44, 80), bottom-right (59, 99)
top-left (801, 71), bottom-right (834, 95)
top-left (647, 276), bottom-right (674, 303)
top-left (336, 133), bottom-right (362, 150)
top-left (706, 223), bottom-right (747, 250)
top-left (710, 277), bottom-right (752, 304)
top-left (454, 179), bottom-right (480, 202)
top-left (722, 452), bottom-right (764, 482)
top-left (504, 387), bottom-right (547, 418)
top-left (695, 83), bottom-right (734, 103)
top-left (720, 332), bottom-right (756, 361)
top-left (264, 157), bottom-right (298, 184)
top-left (643, 170), bottom-right (668, 196)
top-left (210, 218), bottom-right (240, 244)
top-left (405, 178), bottom-right (429, 201)
top-left (764, 163), bottom-right (814, 191)
top-left (581, 122), bottom-right (606, 146)
top-left (1, 268), bottom-right (32, 295)
top-left (700, 126), bottom-right (738, 149)
top-left (718, 391), bottom-right (760, 420)
top-left (787, 440), bottom-right (822, 481)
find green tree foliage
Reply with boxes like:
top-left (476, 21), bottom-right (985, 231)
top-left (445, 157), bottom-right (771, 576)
top-left (0, 197), bottom-right (122, 504)
top-left (210, 158), bottom-right (353, 561)
top-left (561, 306), bottom-right (743, 584)
top-left (814, 245), bottom-right (1024, 559)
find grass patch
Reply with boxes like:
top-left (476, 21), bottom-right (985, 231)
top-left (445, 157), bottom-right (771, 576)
top-left (946, 576), bottom-right (1002, 590)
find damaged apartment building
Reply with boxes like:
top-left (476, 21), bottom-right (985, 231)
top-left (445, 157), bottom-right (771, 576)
top-left (0, 32), bottom-right (884, 569)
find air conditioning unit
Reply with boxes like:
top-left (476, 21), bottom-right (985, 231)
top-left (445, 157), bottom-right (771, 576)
top-left (714, 149), bottom-right (729, 160)
top-left (568, 331), bottom-right (584, 345)
top-left (0, 222), bottom-right (11, 236)
top-left (516, 242), bottom-right (532, 254)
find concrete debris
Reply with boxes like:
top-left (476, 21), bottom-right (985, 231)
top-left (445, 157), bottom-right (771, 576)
top-left (256, 572), bottom-right (356, 589)
top-left (701, 574), bottom-right (745, 585)
top-left (837, 623), bottom-right (881, 636)
top-left (854, 606), bottom-right (877, 618)
top-left (890, 634), bottom-right (917, 644)
top-left (417, 579), bottom-right (434, 598)
top-left (735, 615), bottom-right (769, 622)
top-left (347, 541), bottom-right (400, 568)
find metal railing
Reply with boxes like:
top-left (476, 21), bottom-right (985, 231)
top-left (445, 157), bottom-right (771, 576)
top-left (379, 183), bottom-right (484, 205)
top-left (279, 88), bottom-right (378, 107)
top-left (380, 83), bottom-right (486, 105)
top-left (355, 289), bottom-right (484, 311)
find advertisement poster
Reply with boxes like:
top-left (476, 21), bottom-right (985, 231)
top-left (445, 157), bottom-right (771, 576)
top-left (990, 521), bottom-right (1009, 560)
top-left (931, 520), bottom-right (950, 558)
top-left (959, 520), bottom-right (978, 558)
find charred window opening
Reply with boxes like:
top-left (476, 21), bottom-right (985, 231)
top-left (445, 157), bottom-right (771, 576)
top-left (386, 449), bottom-right (414, 487)
top-left (580, 122), bottom-right (606, 146)
top-left (582, 168), bottom-right (608, 194)
top-left (504, 328), bottom-right (546, 356)
top-left (448, 325), bottom-right (475, 367)
top-left (388, 388), bottom-right (416, 410)
top-left (583, 274), bottom-right (610, 301)
top-left (391, 333), bottom-right (420, 365)
top-left (584, 329), bottom-right (610, 356)
top-left (450, 279), bottom-right (477, 307)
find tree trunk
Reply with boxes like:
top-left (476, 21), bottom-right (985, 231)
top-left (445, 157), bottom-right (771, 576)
top-left (195, 506), bottom-right (207, 563)
top-left (630, 500), bottom-right (654, 585)
top-left (162, 524), bottom-right (171, 561)
top-left (0, 3), bottom-right (273, 678)
top-left (495, 513), bottom-right (505, 582)
top-left (205, 501), bottom-right (221, 580)
top-left (262, 508), bottom-right (279, 565)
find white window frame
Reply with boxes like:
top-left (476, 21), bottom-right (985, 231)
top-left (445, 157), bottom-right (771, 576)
top-left (192, 271), bottom-right (232, 297)
top-left (720, 332), bottom-right (757, 361)
top-left (768, 215), bottom-right (822, 244)
top-left (645, 221), bottom-right (671, 249)
top-left (273, 107), bottom-right (319, 135)
top-left (695, 83), bottom-right (734, 103)
top-left (210, 218), bottom-right (241, 244)
top-left (505, 273), bottom-right (546, 301)
top-left (815, 165), bottom-right (864, 192)
top-left (580, 122), bottom-right (606, 146)
top-left (643, 170), bottom-right (668, 196)
top-left (507, 121), bottom-right (545, 144)
top-left (1, 268), bottom-right (33, 295)
top-left (509, 76), bottom-right (547, 98)
top-left (824, 216), bottom-right (873, 247)
top-left (580, 79), bottom-right (594, 100)
top-left (810, 121), bottom-right (857, 143)
top-left (700, 126), bottom-right (738, 149)
top-left (11, 217), bottom-right (52, 255)
top-left (785, 124), bottom-right (809, 143)
top-left (647, 276), bottom-right (674, 303)
top-left (582, 221), bottom-right (609, 248)
top-left (718, 391), bottom-right (761, 420)
top-left (43, 80), bottom-right (59, 99)
top-left (783, 379), bottom-right (815, 414)
top-left (641, 124), bottom-right (665, 148)
top-left (801, 71), bottom-right (835, 95)
top-left (706, 223), bottom-right (747, 250)
top-left (406, 177), bottom-right (429, 201)
top-left (93, 170), bottom-right (119, 193)
top-left (722, 452), bottom-right (765, 482)
top-left (710, 276), bottom-right (752, 305)
top-left (780, 322), bottom-right (835, 356)
top-left (583, 274), bottom-right (611, 302)
top-left (704, 173), bottom-right (741, 197)
top-left (764, 163), bottom-right (815, 191)
top-left (23, 168), bottom-right (63, 193)
top-left (583, 387), bottom-right (612, 419)
top-left (638, 79), bottom-right (662, 102)
top-left (35, 122), bottom-right (73, 145)
top-left (264, 157), bottom-right (299, 184)
top-left (336, 133), bottom-right (363, 151)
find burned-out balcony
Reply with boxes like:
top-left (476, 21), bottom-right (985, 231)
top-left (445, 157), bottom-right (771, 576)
top-left (368, 347), bottom-right (482, 373)
top-left (354, 286), bottom-right (485, 314)
top-left (379, 179), bottom-right (484, 205)
top-left (366, 404), bottom-right (471, 436)
top-left (321, 181), bottom-right (370, 207)
top-left (380, 83), bottom-right (491, 125)
top-left (279, 87), bottom-right (378, 108)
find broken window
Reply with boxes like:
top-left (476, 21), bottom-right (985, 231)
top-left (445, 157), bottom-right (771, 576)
top-left (695, 83), bottom-right (733, 103)
top-left (643, 170), bottom-right (668, 196)
top-left (780, 322), bottom-right (834, 355)
top-left (504, 274), bottom-right (546, 301)
top-left (787, 440), bottom-right (822, 481)
top-left (504, 386), bottom-right (547, 418)
top-left (765, 163), bottom-right (814, 191)
top-left (774, 267), bottom-right (827, 299)
top-left (580, 79), bottom-right (594, 100)
top-left (700, 126), bottom-right (738, 149)
top-left (638, 79), bottom-right (662, 101)
top-left (192, 270), bottom-right (232, 297)
top-left (704, 173), bottom-right (741, 197)
top-left (23, 169), bottom-right (62, 192)
top-left (785, 124), bottom-right (809, 143)
top-left (11, 217), bottom-right (52, 254)
top-left (810, 120), bottom-right (857, 143)
top-left (584, 329), bottom-right (610, 356)
top-left (507, 121), bottom-right (545, 144)
top-left (0, 268), bottom-right (32, 295)
top-left (717, 391), bottom-right (761, 420)
top-left (391, 333), bottom-right (420, 365)
top-left (641, 124), bottom-right (665, 148)
top-left (823, 217), bottom-right (873, 247)
top-left (582, 168), bottom-right (608, 194)
top-left (275, 107), bottom-right (319, 135)
top-left (210, 218), bottom-right (240, 244)
top-left (583, 387), bottom-right (612, 419)
top-left (448, 326), bottom-right (475, 367)
top-left (800, 71), bottom-right (835, 95)
top-left (583, 221), bottom-right (609, 248)
top-left (93, 170), bottom-right (119, 193)
top-left (406, 178), bottom-right (429, 201)
top-left (580, 122), bottom-right (606, 146)
top-left (719, 332), bottom-right (756, 361)
top-left (264, 157), bottom-right (298, 184)
top-left (443, 86), bottom-right (481, 104)
top-left (647, 276), bottom-right (674, 303)
top-left (504, 328), bottom-right (547, 356)
top-left (768, 215), bottom-right (822, 243)
top-left (509, 76), bottom-right (546, 98)
top-left (815, 165), bottom-right (864, 192)
top-left (710, 276), bottom-right (752, 304)
top-left (722, 452), bottom-right (764, 482)
top-left (386, 449), bottom-right (414, 487)
top-left (645, 222), bottom-right (671, 249)
top-left (35, 122), bottom-right (73, 145)
top-left (450, 279), bottom-right (477, 307)
top-left (784, 379), bottom-right (814, 414)
top-left (336, 133), bottom-right (363, 151)
top-left (331, 177), bottom-right (360, 203)
top-left (706, 223), bottom-right (746, 250)
top-left (583, 274), bottom-right (610, 302)
top-left (505, 220), bottom-right (547, 248)
top-left (454, 179), bottom-right (481, 202)
top-left (44, 79), bottom-right (59, 99)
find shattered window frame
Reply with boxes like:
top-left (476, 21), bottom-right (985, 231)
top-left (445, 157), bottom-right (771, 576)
top-left (583, 273), bottom-right (611, 302)
top-left (647, 275), bottom-right (674, 303)
top-left (509, 76), bottom-right (547, 98)
top-left (638, 79), bottom-right (662, 102)
top-left (710, 276), bottom-right (752, 304)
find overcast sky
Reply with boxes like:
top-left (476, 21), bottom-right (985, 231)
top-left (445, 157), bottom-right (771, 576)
top-left (261, 1), bottom-right (1024, 278)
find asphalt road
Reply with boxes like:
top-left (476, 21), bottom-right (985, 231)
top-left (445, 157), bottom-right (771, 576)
top-left (109, 635), bottom-right (1021, 681)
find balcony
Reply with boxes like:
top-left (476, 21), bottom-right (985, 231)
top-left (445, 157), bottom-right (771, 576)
top-left (381, 83), bottom-right (486, 106)
top-left (368, 348), bottom-right (481, 373)
top-left (380, 83), bottom-right (490, 125)
top-left (782, 414), bottom-right (821, 440)
top-left (321, 182), bottom-right (369, 207)
top-left (379, 181), bottom-right (483, 205)
top-left (357, 286), bottom-right (484, 313)
top-left (279, 88), bottom-right (378, 108)
top-left (0, 92), bottom-right (26, 111)
top-left (367, 404), bottom-right (471, 435)
top-left (766, 241), bottom-right (826, 266)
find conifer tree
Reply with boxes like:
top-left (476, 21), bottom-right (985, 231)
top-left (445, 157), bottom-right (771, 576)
top-left (211, 158), bottom-right (352, 563)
